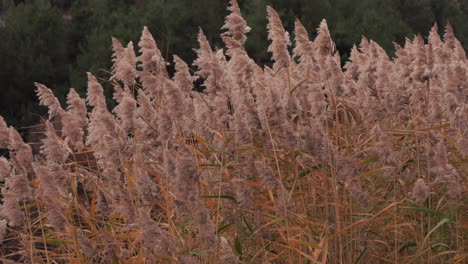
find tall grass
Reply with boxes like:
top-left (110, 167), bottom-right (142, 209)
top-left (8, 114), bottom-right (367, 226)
top-left (0, 1), bottom-right (466, 263)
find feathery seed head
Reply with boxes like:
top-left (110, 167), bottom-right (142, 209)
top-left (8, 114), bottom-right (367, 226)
top-left (266, 6), bottom-right (290, 70)
top-left (412, 178), bottom-right (429, 204)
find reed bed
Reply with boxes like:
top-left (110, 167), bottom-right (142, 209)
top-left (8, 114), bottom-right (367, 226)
top-left (0, 1), bottom-right (466, 263)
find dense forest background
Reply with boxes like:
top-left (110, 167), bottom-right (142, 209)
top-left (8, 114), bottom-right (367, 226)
top-left (1, 0), bottom-right (467, 128)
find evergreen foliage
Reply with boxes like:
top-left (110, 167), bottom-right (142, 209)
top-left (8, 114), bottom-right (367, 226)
top-left (1, 0), bottom-right (468, 127)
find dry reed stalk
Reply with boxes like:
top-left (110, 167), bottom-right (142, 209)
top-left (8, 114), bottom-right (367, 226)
top-left (0, 3), bottom-right (466, 263)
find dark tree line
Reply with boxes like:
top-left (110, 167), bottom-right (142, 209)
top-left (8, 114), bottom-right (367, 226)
top-left (1, 0), bottom-right (467, 127)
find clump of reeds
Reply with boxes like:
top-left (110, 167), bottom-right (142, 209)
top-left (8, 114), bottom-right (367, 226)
top-left (0, 0), bottom-right (466, 263)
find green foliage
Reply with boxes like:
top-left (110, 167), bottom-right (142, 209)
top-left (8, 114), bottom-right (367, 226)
top-left (142, 0), bottom-right (227, 62)
top-left (242, 0), bottom-right (269, 64)
top-left (0, 0), bottom-right (69, 127)
top-left (2, 0), bottom-right (468, 128)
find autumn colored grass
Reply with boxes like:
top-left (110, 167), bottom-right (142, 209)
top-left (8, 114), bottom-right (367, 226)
top-left (0, 1), bottom-right (466, 263)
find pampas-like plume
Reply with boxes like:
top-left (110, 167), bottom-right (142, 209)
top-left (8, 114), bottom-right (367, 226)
top-left (1, 167), bottom-right (31, 226)
top-left (193, 29), bottom-right (224, 94)
top-left (443, 23), bottom-right (466, 61)
top-left (225, 51), bottom-right (256, 102)
top-left (1, 195), bottom-right (25, 227)
top-left (344, 45), bottom-right (362, 85)
top-left (314, 19), bottom-right (334, 58)
top-left (86, 74), bottom-right (124, 174)
top-left (428, 23), bottom-right (444, 66)
top-left (443, 22), bottom-right (456, 47)
top-left (157, 110), bottom-right (173, 144)
top-left (135, 168), bottom-right (160, 204)
top-left (0, 157), bottom-right (10, 181)
top-left (111, 37), bottom-right (125, 69)
top-left (221, 0), bottom-right (250, 56)
top-left (111, 38), bottom-right (137, 86)
top-left (40, 121), bottom-right (68, 164)
top-left (293, 19), bottom-right (313, 61)
top-left (62, 88), bottom-right (87, 151)
top-left (411, 178), bottom-right (429, 204)
top-left (174, 149), bottom-right (200, 202)
top-left (138, 26), bottom-right (168, 77)
top-left (4, 166), bottom-right (31, 201)
top-left (8, 128), bottom-right (33, 173)
top-left (33, 162), bottom-right (64, 199)
top-left (0, 116), bottom-right (8, 148)
top-left (163, 147), bottom-right (176, 183)
top-left (133, 150), bottom-right (160, 204)
top-left (33, 163), bottom-right (69, 231)
top-left (408, 35), bottom-right (427, 82)
top-left (139, 70), bottom-right (161, 100)
top-left (300, 119), bottom-right (326, 157)
top-left (66, 89), bottom-right (87, 123)
top-left (136, 89), bottom-right (155, 123)
top-left (174, 57), bottom-right (198, 132)
top-left (222, 8), bottom-right (257, 108)
top-left (173, 55), bottom-right (195, 93)
top-left (137, 208), bottom-right (173, 256)
top-left (313, 20), bottom-right (344, 99)
top-left (233, 98), bottom-right (253, 145)
top-left (121, 41), bottom-right (137, 86)
top-left (112, 83), bottom-right (126, 105)
top-left (113, 87), bottom-right (137, 133)
top-left (324, 52), bottom-right (346, 97)
top-left (255, 67), bottom-right (286, 125)
top-left (192, 92), bottom-right (214, 140)
top-left (266, 6), bottom-right (290, 70)
top-left (210, 92), bottom-right (231, 132)
top-left (0, 219), bottom-right (6, 244)
top-left (162, 77), bottom-right (186, 122)
top-left (86, 72), bottom-right (107, 108)
top-left (370, 124), bottom-right (393, 164)
top-left (35, 83), bottom-right (64, 119)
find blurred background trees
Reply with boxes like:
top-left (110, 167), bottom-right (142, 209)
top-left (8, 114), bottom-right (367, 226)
top-left (1, 0), bottom-right (467, 127)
